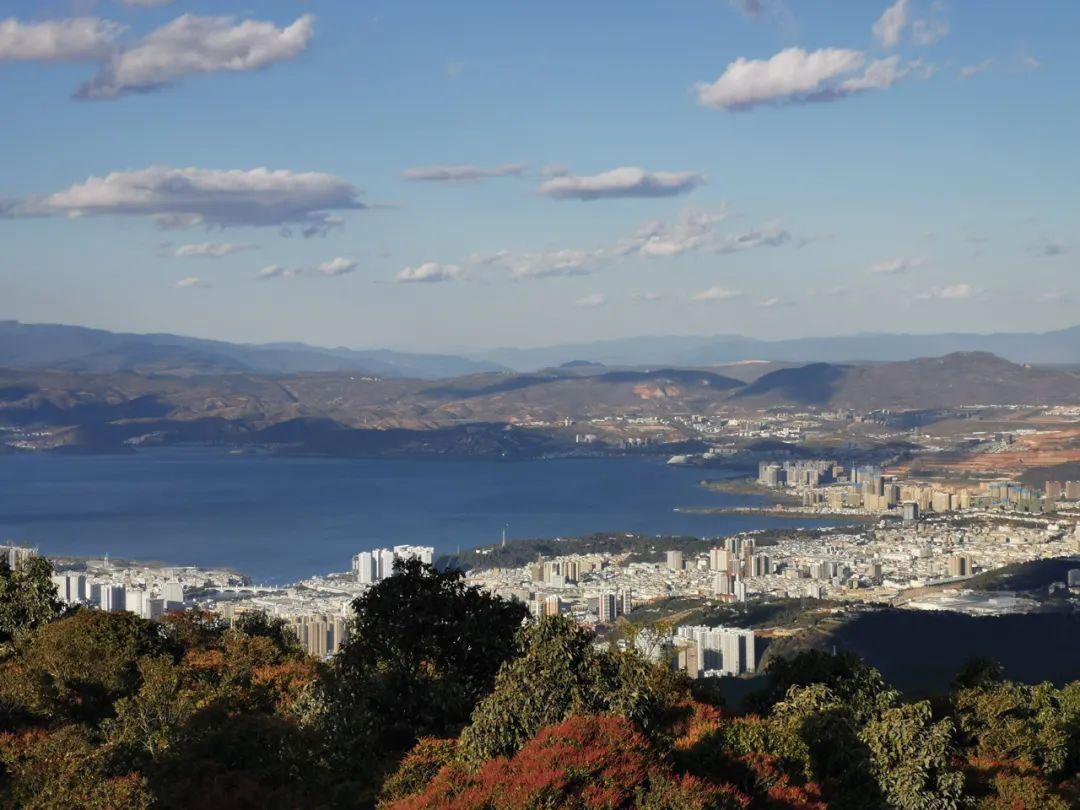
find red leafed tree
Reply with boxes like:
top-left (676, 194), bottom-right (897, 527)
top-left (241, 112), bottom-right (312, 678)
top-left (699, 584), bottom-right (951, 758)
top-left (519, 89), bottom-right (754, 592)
top-left (385, 714), bottom-right (749, 809)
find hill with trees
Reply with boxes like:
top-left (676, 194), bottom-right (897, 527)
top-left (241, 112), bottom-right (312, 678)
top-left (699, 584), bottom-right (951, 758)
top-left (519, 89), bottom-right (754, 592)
top-left (1, 555), bottom-right (1078, 808)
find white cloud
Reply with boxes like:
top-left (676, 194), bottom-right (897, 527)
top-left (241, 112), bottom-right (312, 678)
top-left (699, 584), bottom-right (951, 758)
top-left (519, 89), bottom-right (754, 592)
top-left (256, 265), bottom-right (297, 281)
top-left (396, 262), bottom-right (464, 283)
top-left (609, 208), bottom-right (790, 260)
top-left (692, 286), bottom-right (743, 302)
top-left (873, 0), bottom-right (947, 48)
top-left (911, 2), bottom-right (949, 46)
top-left (0, 17), bottom-right (123, 62)
top-left (755, 297), bottom-right (793, 308)
top-left (958, 59), bottom-right (992, 79)
top-left (632, 291), bottom-right (663, 302)
top-left (867, 255), bottom-right (927, 275)
top-left (472, 248), bottom-right (596, 279)
top-left (17, 165), bottom-right (363, 232)
top-left (468, 208), bottom-right (790, 283)
top-left (255, 258), bottom-right (355, 280)
top-left (316, 256), bottom-right (358, 276)
top-left (445, 60), bottom-right (464, 77)
top-left (574, 293), bottom-right (606, 309)
top-left (402, 164), bottom-right (526, 184)
top-left (538, 167), bottom-right (705, 200)
top-left (872, 0), bottom-right (909, 48)
top-left (918, 283), bottom-right (975, 300)
top-left (175, 276), bottom-right (210, 288)
top-left (637, 209), bottom-right (728, 258)
top-left (696, 47), bottom-right (864, 110)
top-left (171, 241), bottom-right (256, 258)
top-left (77, 14), bottom-right (314, 100)
top-left (837, 56), bottom-right (912, 93)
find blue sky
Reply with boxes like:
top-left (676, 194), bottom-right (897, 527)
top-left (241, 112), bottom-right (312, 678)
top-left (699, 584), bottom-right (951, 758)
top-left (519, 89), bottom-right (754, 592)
top-left (0, 0), bottom-right (1076, 350)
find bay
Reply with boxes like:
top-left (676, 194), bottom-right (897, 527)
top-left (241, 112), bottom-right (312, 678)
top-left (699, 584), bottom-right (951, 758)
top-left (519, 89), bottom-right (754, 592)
top-left (0, 448), bottom-right (843, 583)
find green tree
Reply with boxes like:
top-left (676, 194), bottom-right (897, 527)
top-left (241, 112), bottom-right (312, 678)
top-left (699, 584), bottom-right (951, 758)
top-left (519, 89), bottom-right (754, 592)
top-left (750, 650), bottom-right (898, 726)
top-left (104, 656), bottom-right (206, 760)
top-left (0, 556), bottom-right (65, 644)
top-left (769, 683), bottom-right (882, 805)
top-left (307, 558), bottom-right (528, 790)
top-left (7, 609), bottom-right (174, 724)
top-left (859, 701), bottom-right (965, 810)
top-left (458, 615), bottom-right (687, 764)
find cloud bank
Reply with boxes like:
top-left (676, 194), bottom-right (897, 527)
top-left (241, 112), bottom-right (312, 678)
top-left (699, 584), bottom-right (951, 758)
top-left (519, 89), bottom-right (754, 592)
top-left (696, 47), bottom-right (922, 110)
top-left (396, 262), bottom-right (464, 283)
top-left (0, 17), bottom-right (123, 62)
top-left (77, 14), bottom-right (314, 100)
top-left (402, 164), bottom-right (526, 183)
top-left (171, 241), bottom-right (256, 258)
top-left (15, 165), bottom-right (363, 232)
top-left (538, 167), bottom-right (705, 200)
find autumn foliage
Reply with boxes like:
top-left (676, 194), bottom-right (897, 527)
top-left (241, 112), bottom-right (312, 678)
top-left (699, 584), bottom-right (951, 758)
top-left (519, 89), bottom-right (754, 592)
top-left (2, 557), bottom-right (1080, 809)
top-left (385, 715), bottom-right (749, 810)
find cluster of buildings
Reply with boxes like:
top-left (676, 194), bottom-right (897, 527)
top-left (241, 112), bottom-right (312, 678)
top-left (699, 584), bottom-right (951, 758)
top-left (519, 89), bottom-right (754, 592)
top-left (755, 458), bottom-right (1080, 517)
top-left (1, 543), bottom-right (39, 569)
top-left (674, 625), bottom-right (756, 678)
top-left (43, 555), bottom-right (242, 616)
top-left (351, 545), bottom-right (434, 584)
top-left (50, 566), bottom-right (186, 619)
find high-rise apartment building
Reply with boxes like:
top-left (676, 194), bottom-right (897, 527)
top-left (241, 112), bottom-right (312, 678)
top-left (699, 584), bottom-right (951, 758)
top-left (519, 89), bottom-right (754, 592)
top-left (50, 572), bottom-right (86, 604)
top-left (947, 554), bottom-right (972, 578)
top-left (291, 614), bottom-right (349, 659)
top-left (597, 591), bottom-right (617, 623)
top-left (163, 580), bottom-right (185, 608)
top-left (713, 572), bottom-right (734, 597)
top-left (352, 545), bottom-right (436, 584)
top-left (675, 625), bottom-right (756, 678)
top-left (666, 550), bottom-right (684, 572)
top-left (0, 544), bottom-right (38, 569)
top-left (99, 585), bottom-right (125, 612)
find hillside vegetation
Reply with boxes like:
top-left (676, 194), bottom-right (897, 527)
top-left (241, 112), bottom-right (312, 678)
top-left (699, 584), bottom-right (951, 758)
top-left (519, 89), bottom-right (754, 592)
top-left (2, 555), bottom-right (1079, 808)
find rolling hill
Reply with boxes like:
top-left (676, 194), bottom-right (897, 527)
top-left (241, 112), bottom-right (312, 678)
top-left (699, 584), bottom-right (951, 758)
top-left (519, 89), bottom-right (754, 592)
top-left (0, 320), bottom-right (505, 379)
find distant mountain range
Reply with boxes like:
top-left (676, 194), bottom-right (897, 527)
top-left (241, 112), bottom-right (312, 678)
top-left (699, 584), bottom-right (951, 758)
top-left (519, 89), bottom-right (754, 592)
top-left (2, 351), bottom-right (1079, 456)
top-left (0, 320), bottom-right (505, 379)
top-left (474, 325), bottom-right (1080, 370)
top-left (4, 320), bottom-right (1080, 379)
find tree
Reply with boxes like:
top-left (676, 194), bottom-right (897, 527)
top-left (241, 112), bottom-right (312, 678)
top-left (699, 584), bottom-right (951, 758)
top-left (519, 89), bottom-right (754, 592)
top-left (952, 657), bottom-right (1004, 691)
top-left (859, 701), bottom-right (965, 810)
top-left (750, 650), bottom-right (898, 726)
top-left (0, 725), bottom-right (152, 809)
top-left (953, 679), bottom-right (1080, 778)
top-left (7, 609), bottom-right (174, 724)
top-left (769, 683), bottom-right (882, 805)
top-left (458, 615), bottom-right (687, 764)
top-left (0, 556), bottom-right (65, 644)
top-left (307, 558), bottom-right (528, 789)
top-left (104, 656), bottom-right (206, 760)
top-left (386, 715), bottom-right (750, 810)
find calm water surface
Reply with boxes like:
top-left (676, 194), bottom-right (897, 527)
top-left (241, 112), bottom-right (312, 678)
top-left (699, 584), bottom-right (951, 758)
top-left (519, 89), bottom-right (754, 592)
top-left (0, 448), bottom-right (844, 582)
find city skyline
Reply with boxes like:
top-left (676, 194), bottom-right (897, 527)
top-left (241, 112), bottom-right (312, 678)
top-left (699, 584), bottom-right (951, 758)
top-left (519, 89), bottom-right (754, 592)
top-left (1, 0), bottom-right (1077, 351)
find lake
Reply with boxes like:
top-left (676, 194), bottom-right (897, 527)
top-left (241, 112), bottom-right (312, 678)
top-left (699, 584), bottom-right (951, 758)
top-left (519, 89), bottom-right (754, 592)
top-left (0, 448), bottom-right (845, 582)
